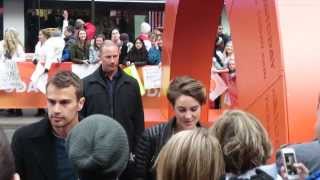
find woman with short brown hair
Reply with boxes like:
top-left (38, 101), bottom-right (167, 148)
top-left (134, 76), bottom-right (206, 180)
top-left (210, 110), bottom-right (275, 179)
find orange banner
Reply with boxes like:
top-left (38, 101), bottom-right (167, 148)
top-left (0, 62), bottom-right (71, 108)
top-left (0, 62), bottom-right (161, 111)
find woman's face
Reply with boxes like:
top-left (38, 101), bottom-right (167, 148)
top-left (95, 37), bottom-right (104, 48)
top-left (229, 59), bottom-right (236, 70)
top-left (174, 95), bottom-right (201, 131)
top-left (225, 42), bottom-right (233, 54)
top-left (38, 31), bottom-right (46, 43)
top-left (78, 30), bottom-right (87, 41)
top-left (111, 29), bottom-right (120, 42)
top-left (157, 37), bottom-right (163, 47)
top-left (135, 39), bottom-right (143, 50)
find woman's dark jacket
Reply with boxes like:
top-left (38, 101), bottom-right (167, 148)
top-left (70, 41), bottom-right (90, 64)
top-left (134, 117), bottom-right (201, 180)
top-left (125, 46), bottom-right (148, 66)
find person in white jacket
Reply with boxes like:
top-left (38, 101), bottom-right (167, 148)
top-left (0, 27), bottom-right (25, 116)
top-left (33, 28), bottom-right (65, 73)
top-left (32, 28), bottom-right (65, 116)
top-left (33, 29), bottom-right (51, 64)
top-left (0, 27), bottom-right (25, 62)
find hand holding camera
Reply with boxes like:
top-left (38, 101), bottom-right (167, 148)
top-left (280, 148), bottom-right (309, 180)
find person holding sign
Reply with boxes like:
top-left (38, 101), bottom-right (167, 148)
top-left (0, 27), bottom-right (25, 116)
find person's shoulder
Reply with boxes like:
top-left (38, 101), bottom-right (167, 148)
top-left (121, 70), bottom-right (139, 84)
top-left (290, 140), bottom-right (320, 151)
top-left (13, 118), bottom-right (49, 139)
top-left (83, 68), bottom-right (100, 82)
top-left (144, 122), bottom-right (168, 137)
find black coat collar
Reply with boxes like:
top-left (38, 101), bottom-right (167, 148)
top-left (28, 118), bottom-right (57, 180)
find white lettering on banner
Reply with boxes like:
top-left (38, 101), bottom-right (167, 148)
top-left (142, 66), bottom-right (161, 89)
top-left (4, 81), bottom-right (39, 93)
top-left (0, 60), bottom-right (24, 90)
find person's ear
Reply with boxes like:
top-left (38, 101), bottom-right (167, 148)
top-left (12, 173), bottom-right (20, 180)
top-left (77, 97), bottom-right (85, 112)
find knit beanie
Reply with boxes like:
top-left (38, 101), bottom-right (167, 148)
top-left (66, 114), bottom-right (129, 179)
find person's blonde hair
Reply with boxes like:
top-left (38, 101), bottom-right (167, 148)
top-left (209, 110), bottom-right (272, 175)
top-left (3, 28), bottom-right (23, 58)
top-left (39, 28), bottom-right (52, 40)
top-left (156, 128), bottom-right (225, 180)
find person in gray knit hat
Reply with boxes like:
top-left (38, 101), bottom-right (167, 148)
top-left (66, 114), bottom-right (129, 180)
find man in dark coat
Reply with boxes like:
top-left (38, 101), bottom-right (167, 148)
top-left (11, 71), bottom-right (85, 180)
top-left (81, 42), bottom-right (145, 180)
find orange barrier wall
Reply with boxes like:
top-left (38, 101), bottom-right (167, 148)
top-left (0, 62), bottom-right (71, 108)
top-left (225, 0), bottom-right (289, 149)
top-left (226, 0), bottom-right (320, 147)
top-left (0, 62), bottom-right (163, 127)
top-left (276, 0), bottom-right (320, 143)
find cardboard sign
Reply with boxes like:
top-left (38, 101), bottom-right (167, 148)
top-left (142, 65), bottom-right (162, 89)
top-left (0, 60), bottom-right (23, 90)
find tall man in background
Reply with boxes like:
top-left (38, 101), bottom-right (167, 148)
top-left (81, 42), bottom-right (144, 180)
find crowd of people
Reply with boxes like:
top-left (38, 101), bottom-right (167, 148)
top-left (1, 67), bottom-right (319, 180)
top-left (1, 10), bottom-right (320, 180)
top-left (0, 9), bottom-right (163, 117)
top-left (210, 25), bottom-right (238, 109)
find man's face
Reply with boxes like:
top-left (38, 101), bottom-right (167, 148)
top-left (47, 84), bottom-right (84, 130)
top-left (100, 45), bottom-right (120, 74)
top-left (95, 37), bottom-right (104, 48)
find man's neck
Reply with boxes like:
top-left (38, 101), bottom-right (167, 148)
top-left (52, 118), bottom-right (79, 139)
top-left (106, 69), bottom-right (118, 80)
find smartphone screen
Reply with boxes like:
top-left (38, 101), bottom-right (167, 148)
top-left (284, 153), bottom-right (298, 175)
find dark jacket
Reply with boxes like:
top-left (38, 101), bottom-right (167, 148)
top-left (70, 42), bottom-right (90, 64)
top-left (11, 118), bottom-right (58, 180)
top-left (81, 66), bottom-right (145, 152)
top-left (134, 118), bottom-right (201, 180)
top-left (125, 38), bottom-right (148, 66)
top-left (62, 35), bottom-right (76, 61)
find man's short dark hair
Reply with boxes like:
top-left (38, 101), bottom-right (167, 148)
top-left (46, 71), bottom-right (83, 100)
top-left (0, 128), bottom-right (15, 180)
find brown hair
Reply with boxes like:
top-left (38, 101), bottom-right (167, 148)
top-left (0, 128), bottom-right (15, 180)
top-left (167, 76), bottom-right (206, 106)
top-left (156, 128), bottom-right (225, 180)
top-left (209, 110), bottom-right (272, 175)
top-left (46, 71), bottom-right (83, 100)
top-left (39, 28), bottom-right (53, 40)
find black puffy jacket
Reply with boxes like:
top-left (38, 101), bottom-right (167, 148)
top-left (134, 118), bottom-right (201, 180)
